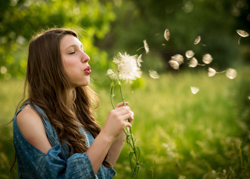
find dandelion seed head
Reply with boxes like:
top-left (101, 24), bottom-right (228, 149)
top-left (189, 57), bottom-right (198, 68)
top-left (111, 52), bottom-right (142, 83)
top-left (107, 69), bottom-right (113, 75)
top-left (208, 67), bottom-right (216, 77)
top-left (143, 40), bottom-right (149, 54)
top-left (107, 69), bottom-right (118, 80)
top-left (169, 60), bottom-right (180, 70)
top-left (194, 35), bottom-right (201, 45)
top-left (185, 50), bottom-right (195, 58)
top-left (236, 29), bottom-right (249, 37)
top-left (226, 68), bottom-right (237, 79)
top-left (164, 28), bottom-right (170, 41)
top-left (191, 86), bottom-right (199, 94)
top-left (202, 54), bottom-right (213, 64)
top-left (149, 70), bottom-right (159, 79)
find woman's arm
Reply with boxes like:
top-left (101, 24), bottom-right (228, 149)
top-left (106, 131), bottom-right (126, 166)
top-left (106, 102), bottom-right (134, 167)
top-left (86, 103), bottom-right (133, 173)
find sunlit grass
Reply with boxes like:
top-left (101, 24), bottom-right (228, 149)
top-left (0, 68), bottom-right (249, 178)
top-left (96, 69), bottom-right (249, 179)
top-left (0, 79), bottom-right (23, 178)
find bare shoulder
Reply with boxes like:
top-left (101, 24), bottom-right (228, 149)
top-left (16, 105), bottom-right (52, 154)
top-left (16, 105), bottom-right (45, 133)
top-left (17, 105), bottom-right (40, 123)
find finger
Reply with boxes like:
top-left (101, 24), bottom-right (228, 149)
top-left (130, 111), bottom-right (134, 118)
top-left (124, 121), bottom-right (132, 128)
top-left (114, 106), bottom-right (130, 115)
top-left (115, 102), bottom-right (129, 108)
top-left (122, 113), bottom-right (134, 123)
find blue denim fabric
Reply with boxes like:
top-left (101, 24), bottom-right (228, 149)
top-left (13, 104), bottom-right (116, 179)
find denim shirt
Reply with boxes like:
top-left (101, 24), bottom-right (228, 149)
top-left (13, 104), bottom-right (116, 179)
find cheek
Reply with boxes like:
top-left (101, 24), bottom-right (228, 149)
top-left (62, 57), bottom-right (77, 72)
top-left (62, 58), bottom-right (83, 84)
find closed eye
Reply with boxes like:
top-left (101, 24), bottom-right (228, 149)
top-left (69, 51), bottom-right (75, 54)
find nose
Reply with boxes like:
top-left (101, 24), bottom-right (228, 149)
top-left (81, 51), bottom-right (90, 63)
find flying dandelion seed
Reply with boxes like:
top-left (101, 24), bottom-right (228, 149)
top-left (226, 68), bottom-right (237, 79)
top-left (194, 36), bottom-right (201, 45)
top-left (208, 67), bottom-right (216, 77)
top-left (185, 50), bottom-right (195, 58)
top-left (171, 54), bottom-right (184, 65)
top-left (162, 44), bottom-right (166, 46)
top-left (248, 96), bottom-right (250, 100)
top-left (137, 54), bottom-right (143, 67)
top-left (143, 40), bottom-right (149, 54)
top-left (164, 28), bottom-right (170, 41)
top-left (236, 30), bottom-right (249, 45)
top-left (169, 60), bottom-right (180, 70)
top-left (136, 47), bottom-right (143, 52)
top-left (191, 86), bottom-right (199, 94)
top-left (189, 57), bottom-right (198, 68)
top-left (236, 30), bottom-right (249, 37)
top-left (202, 54), bottom-right (213, 64)
top-left (149, 70), bottom-right (159, 79)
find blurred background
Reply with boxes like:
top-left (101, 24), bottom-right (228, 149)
top-left (0, 0), bottom-right (250, 178)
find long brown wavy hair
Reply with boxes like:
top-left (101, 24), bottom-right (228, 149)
top-left (13, 28), bottom-right (110, 169)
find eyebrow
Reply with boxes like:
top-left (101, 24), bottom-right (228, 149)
top-left (64, 44), bottom-right (83, 51)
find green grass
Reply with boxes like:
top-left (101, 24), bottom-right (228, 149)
top-left (0, 69), bottom-right (249, 178)
top-left (0, 79), bottom-right (23, 178)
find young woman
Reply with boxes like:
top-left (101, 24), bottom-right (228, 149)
top-left (12, 28), bottom-right (134, 178)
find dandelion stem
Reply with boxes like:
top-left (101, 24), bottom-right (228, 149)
top-left (118, 80), bottom-right (140, 179)
top-left (216, 70), bottom-right (226, 74)
top-left (110, 83), bottom-right (115, 109)
top-left (110, 84), bottom-right (129, 136)
top-left (118, 81), bottom-right (127, 107)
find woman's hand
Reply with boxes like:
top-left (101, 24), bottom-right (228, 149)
top-left (102, 102), bottom-right (134, 142)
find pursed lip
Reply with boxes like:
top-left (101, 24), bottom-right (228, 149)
top-left (84, 66), bottom-right (91, 74)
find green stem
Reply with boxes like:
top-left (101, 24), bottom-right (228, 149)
top-left (118, 81), bottom-right (126, 107)
top-left (110, 79), bottom-right (140, 179)
top-left (110, 84), bottom-right (115, 109)
top-left (118, 81), bottom-right (139, 161)
top-left (110, 83), bottom-right (128, 136)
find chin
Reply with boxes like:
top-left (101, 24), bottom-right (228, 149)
top-left (73, 80), bottom-right (90, 88)
top-left (82, 80), bottom-right (90, 87)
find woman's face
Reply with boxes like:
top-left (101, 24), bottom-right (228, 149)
top-left (60, 35), bottom-right (91, 88)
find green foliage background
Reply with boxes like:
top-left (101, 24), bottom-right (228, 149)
top-left (0, 0), bottom-right (115, 79)
top-left (1, 0), bottom-right (250, 178)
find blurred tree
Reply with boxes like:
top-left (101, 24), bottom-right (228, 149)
top-left (0, 0), bottom-right (115, 79)
top-left (97, 0), bottom-right (249, 72)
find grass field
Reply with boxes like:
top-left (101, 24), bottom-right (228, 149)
top-left (0, 68), bottom-right (249, 179)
